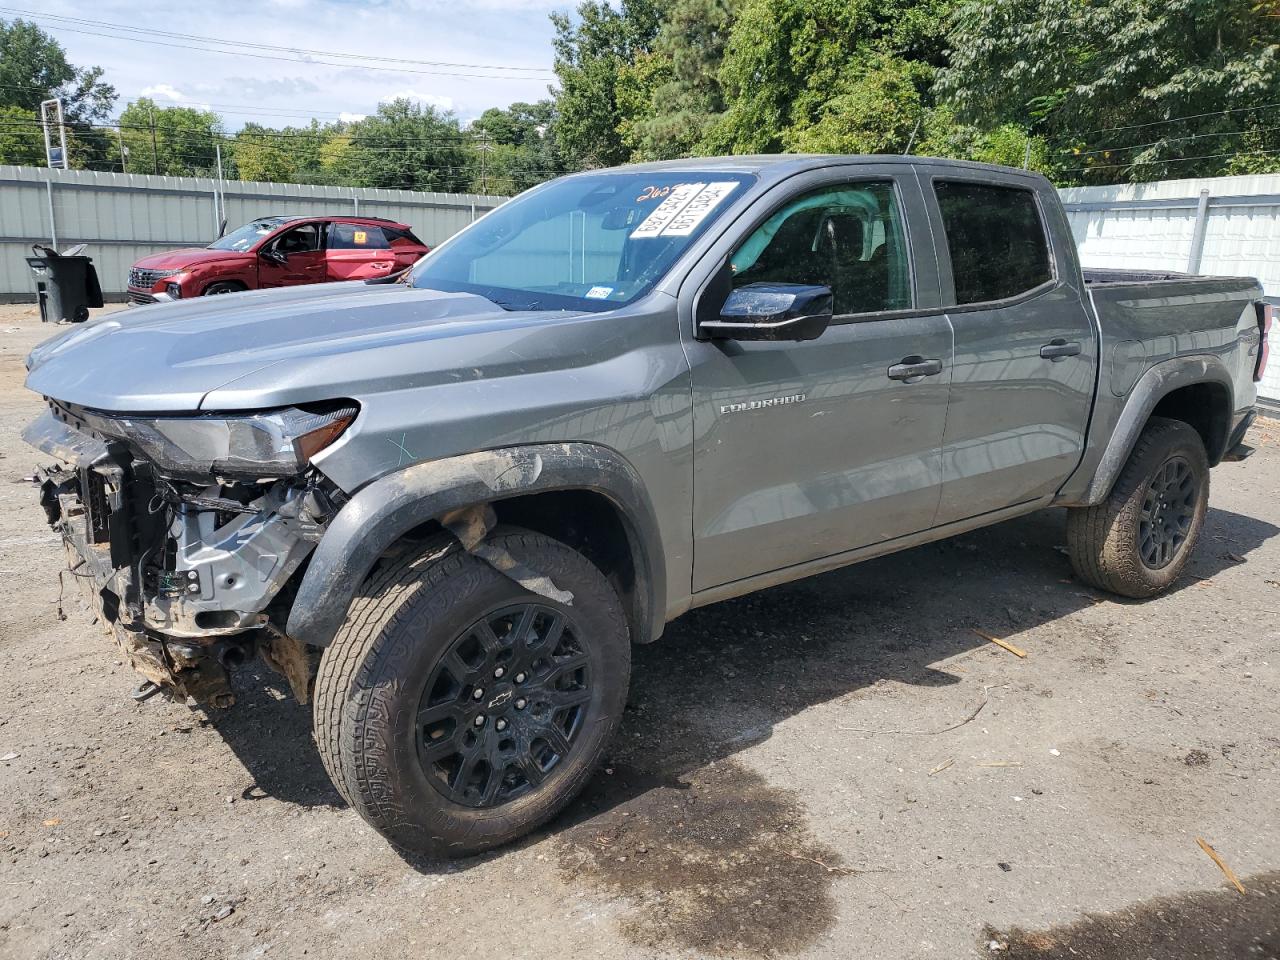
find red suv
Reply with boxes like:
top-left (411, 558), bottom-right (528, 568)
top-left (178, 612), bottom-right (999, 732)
top-left (126, 215), bottom-right (430, 303)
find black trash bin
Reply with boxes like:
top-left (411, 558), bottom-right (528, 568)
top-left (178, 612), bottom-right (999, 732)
top-left (26, 244), bottom-right (104, 323)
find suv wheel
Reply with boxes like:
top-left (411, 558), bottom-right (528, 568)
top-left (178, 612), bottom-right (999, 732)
top-left (313, 527), bottom-right (629, 857)
top-left (203, 281), bottom-right (243, 295)
top-left (1067, 417), bottom-right (1210, 598)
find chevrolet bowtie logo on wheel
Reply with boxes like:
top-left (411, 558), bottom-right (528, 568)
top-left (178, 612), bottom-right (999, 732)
top-left (487, 690), bottom-right (513, 709)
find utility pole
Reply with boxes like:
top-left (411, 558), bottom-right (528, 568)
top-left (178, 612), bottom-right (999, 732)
top-left (215, 141), bottom-right (225, 227)
top-left (149, 104), bottom-right (159, 176)
top-left (475, 133), bottom-right (492, 194)
top-left (116, 126), bottom-right (128, 173)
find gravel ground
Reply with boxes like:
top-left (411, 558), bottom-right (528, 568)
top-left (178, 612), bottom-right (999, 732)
top-left (0, 303), bottom-right (1276, 960)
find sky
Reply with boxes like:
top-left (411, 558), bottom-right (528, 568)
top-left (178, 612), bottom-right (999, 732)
top-left (6, 0), bottom-right (564, 128)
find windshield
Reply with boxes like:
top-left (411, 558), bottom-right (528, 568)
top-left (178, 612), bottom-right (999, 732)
top-left (408, 171), bottom-right (755, 310)
top-left (209, 217), bottom-right (290, 252)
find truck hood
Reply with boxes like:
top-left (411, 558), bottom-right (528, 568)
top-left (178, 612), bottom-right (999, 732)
top-left (25, 281), bottom-right (591, 412)
top-left (131, 248), bottom-right (249, 272)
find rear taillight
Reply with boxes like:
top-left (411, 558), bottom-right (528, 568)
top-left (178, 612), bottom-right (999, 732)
top-left (1255, 302), bottom-right (1273, 383)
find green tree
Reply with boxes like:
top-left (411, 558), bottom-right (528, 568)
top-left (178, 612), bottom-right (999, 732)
top-left (550, 0), bottom-right (664, 166)
top-left (118, 98), bottom-right (223, 176)
top-left (0, 104), bottom-right (45, 165)
top-left (783, 54), bottom-right (929, 154)
top-left (625, 0), bottom-right (736, 159)
top-left (0, 18), bottom-right (116, 124)
top-left (344, 99), bottom-right (470, 192)
top-left (941, 0), bottom-right (1280, 182)
top-left (471, 100), bottom-right (566, 193)
top-left (318, 130), bottom-right (356, 183)
top-left (708, 0), bottom-right (952, 154)
top-left (615, 52), bottom-right (675, 159)
top-left (0, 18), bottom-right (117, 168)
top-left (232, 127), bottom-right (298, 183)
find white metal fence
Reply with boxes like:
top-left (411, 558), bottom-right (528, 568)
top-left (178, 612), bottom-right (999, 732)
top-left (1060, 173), bottom-right (1280, 400)
top-left (0, 165), bottom-right (505, 301)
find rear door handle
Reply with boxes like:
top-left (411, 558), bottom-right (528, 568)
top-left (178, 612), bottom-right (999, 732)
top-left (1040, 339), bottom-right (1082, 361)
top-left (887, 356), bottom-right (944, 382)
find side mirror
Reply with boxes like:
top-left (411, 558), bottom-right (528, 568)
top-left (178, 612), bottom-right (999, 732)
top-left (698, 282), bottom-right (833, 342)
top-left (260, 246), bottom-right (287, 265)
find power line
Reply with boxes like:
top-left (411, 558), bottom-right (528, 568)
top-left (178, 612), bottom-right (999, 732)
top-left (1060, 144), bottom-right (1280, 174)
top-left (1, 14), bottom-right (555, 81)
top-left (0, 6), bottom-right (555, 75)
top-left (1045, 100), bottom-right (1280, 145)
top-left (1065, 121), bottom-right (1280, 159)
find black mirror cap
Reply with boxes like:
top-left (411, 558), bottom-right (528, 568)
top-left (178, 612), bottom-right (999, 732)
top-left (698, 282), bottom-right (834, 342)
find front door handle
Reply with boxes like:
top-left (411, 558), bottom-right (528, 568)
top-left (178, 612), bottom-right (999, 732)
top-left (1040, 338), bottom-right (1082, 361)
top-left (887, 356), bottom-right (944, 382)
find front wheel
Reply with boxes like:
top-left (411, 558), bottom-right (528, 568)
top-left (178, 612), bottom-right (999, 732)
top-left (202, 281), bottom-right (243, 296)
top-left (1067, 417), bottom-right (1210, 598)
top-left (313, 528), bottom-right (629, 857)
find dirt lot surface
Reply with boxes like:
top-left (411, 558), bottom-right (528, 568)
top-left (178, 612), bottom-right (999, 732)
top-left (0, 303), bottom-right (1277, 960)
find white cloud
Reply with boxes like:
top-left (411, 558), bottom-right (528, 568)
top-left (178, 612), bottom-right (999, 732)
top-left (384, 89), bottom-right (455, 112)
top-left (339, 112), bottom-right (367, 123)
top-left (138, 83), bottom-right (213, 112)
top-left (140, 83), bottom-right (189, 102)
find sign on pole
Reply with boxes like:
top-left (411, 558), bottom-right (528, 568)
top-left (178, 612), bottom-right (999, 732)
top-left (40, 99), bottom-right (68, 170)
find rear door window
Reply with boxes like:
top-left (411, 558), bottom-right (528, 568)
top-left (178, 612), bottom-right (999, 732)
top-left (383, 226), bottom-right (424, 248)
top-left (932, 181), bottom-right (1052, 305)
top-left (328, 223), bottom-right (390, 250)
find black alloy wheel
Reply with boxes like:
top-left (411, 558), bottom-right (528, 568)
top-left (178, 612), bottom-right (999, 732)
top-left (416, 603), bottom-right (592, 808)
top-left (1138, 456), bottom-right (1198, 569)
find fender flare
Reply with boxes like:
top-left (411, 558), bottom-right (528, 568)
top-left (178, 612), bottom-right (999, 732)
top-left (286, 443), bottom-right (666, 647)
top-left (1076, 355), bottom-right (1235, 506)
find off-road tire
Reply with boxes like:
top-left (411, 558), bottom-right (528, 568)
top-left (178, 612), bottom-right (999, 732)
top-left (1067, 417), bottom-right (1210, 598)
top-left (313, 527), bottom-right (629, 857)
top-left (202, 281), bottom-right (244, 295)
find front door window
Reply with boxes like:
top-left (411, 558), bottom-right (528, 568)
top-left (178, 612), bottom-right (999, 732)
top-left (730, 182), bottom-right (913, 316)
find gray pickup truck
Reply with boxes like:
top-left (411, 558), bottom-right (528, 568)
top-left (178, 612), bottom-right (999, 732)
top-left (22, 156), bottom-right (1268, 857)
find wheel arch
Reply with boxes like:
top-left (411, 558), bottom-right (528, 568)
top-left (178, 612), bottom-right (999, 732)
top-left (1072, 355), bottom-right (1235, 506)
top-left (201, 278), bottom-right (248, 295)
top-left (286, 444), bottom-right (666, 648)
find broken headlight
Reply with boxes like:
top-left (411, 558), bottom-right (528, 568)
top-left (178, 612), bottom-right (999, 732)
top-left (87, 402), bottom-right (358, 478)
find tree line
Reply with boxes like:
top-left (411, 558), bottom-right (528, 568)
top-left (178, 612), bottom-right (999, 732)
top-left (4, 1), bottom-right (1280, 195)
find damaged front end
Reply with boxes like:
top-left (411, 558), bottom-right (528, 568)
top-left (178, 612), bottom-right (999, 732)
top-left (24, 399), bottom-right (354, 708)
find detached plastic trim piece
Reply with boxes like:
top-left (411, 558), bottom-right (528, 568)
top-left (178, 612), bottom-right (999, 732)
top-left (1222, 442), bottom-right (1255, 462)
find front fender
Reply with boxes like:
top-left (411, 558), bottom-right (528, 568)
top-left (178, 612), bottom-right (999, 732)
top-left (286, 443), bottom-right (665, 647)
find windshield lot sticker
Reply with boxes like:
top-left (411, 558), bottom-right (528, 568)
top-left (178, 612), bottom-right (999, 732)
top-left (630, 183), bottom-right (707, 238)
top-left (585, 286), bottom-right (614, 299)
top-left (353, 230), bottom-right (368, 244)
top-left (660, 181), bottom-right (739, 236)
top-left (636, 185), bottom-right (673, 202)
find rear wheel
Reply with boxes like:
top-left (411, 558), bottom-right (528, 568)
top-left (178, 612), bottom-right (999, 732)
top-left (313, 528), bottom-right (629, 857)
top-left (1067, 417), bottom-right (1210, 598)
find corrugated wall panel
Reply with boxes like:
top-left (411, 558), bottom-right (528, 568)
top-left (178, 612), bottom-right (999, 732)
top-left (0, 165), bottom-right (504, 300)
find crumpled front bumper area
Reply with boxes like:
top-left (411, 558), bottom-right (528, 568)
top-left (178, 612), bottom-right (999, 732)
top-left (24, 406), bottom-right (325, 707)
